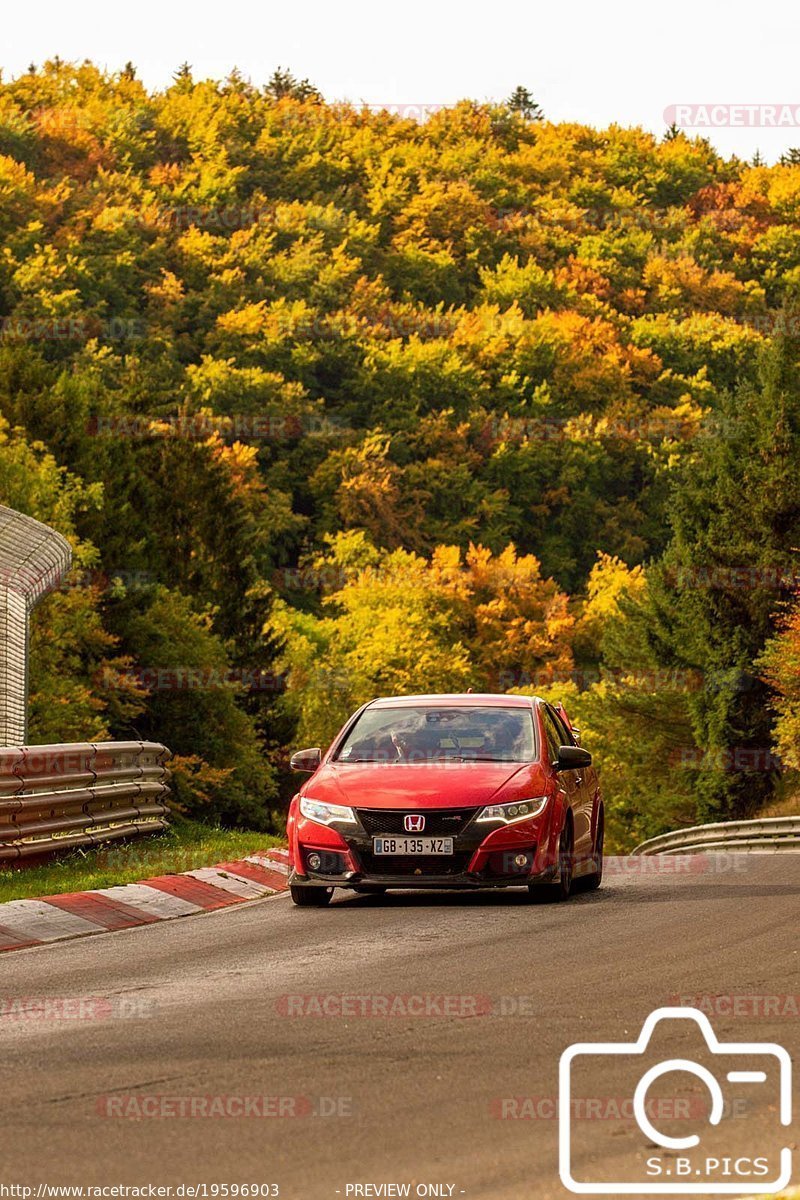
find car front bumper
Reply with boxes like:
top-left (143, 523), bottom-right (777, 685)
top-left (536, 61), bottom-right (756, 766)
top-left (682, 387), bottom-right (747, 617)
top-left (292, 808), bottom-right (556, 889)
top-left (289, 864), bottom-right (558, 890)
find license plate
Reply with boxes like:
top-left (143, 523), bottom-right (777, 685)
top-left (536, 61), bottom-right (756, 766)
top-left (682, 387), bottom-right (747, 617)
top-left (372, 837), bottom-right (454, 856)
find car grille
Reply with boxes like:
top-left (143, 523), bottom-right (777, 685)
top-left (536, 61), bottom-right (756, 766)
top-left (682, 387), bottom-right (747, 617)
top-left (357, 851), bottom-right (473, 877)
top-left (355, 807), bottom-right (479, 837)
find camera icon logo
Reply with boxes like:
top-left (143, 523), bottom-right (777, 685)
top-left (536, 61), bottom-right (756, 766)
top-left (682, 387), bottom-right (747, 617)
top-left (559, 1007), bottom-right (792, 1194)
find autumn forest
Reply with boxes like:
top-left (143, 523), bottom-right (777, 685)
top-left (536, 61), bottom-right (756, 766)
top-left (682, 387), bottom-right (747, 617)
top-left (4, 61), bottom-right (800, 850)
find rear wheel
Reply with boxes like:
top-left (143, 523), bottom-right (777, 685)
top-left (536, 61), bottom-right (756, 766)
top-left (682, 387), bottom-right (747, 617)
top-left (529, 819), bottom-right (573, 903)
top-left (575, 809), bottom-right (604, 893)
top-left (290, 883), bottom-right (333, 907)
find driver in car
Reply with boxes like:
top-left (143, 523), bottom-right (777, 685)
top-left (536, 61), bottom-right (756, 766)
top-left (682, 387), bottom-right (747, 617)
top-left (391, 725), bottom-right (443, 761)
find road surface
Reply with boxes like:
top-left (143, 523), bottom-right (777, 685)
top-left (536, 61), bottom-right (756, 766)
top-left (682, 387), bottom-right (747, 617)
top-left (1, 855), bottom-right (798, 1199)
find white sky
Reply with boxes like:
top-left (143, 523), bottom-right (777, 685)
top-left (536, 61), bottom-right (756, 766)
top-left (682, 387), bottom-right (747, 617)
top-left (4, 0), bottom-right (800, 162)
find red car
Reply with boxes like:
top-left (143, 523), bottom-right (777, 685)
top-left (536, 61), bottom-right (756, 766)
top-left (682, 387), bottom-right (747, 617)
top-left (286, 693), bottom-right (603, 906)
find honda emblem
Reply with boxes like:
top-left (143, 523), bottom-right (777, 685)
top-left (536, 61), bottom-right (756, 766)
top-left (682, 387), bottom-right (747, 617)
top-left (404, 814), bottom-right (425, 833)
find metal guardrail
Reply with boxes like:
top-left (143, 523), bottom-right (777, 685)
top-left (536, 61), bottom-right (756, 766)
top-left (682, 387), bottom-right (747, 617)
top-left (0, 741), bottom-right (171, 861)
top-left (0, 505), bottom-right (73, 745)
top-left (632, 816), bottom-right (800, 856)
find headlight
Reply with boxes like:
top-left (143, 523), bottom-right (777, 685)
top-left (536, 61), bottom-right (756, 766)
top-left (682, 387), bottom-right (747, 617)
top-left (299, 795), bottom-right (357, 826)
top-left (476, 797), bottom-right (548, 824)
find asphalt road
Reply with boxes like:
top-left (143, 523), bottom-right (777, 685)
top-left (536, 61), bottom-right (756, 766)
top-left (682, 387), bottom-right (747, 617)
top-left (1, 856), bottom-right (798, 1200)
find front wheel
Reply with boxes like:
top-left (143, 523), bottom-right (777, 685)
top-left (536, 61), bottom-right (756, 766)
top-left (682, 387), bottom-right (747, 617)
top-left (290, 883), bottom-right (333, 907)
top-left (529, 819), bottom-right (573, 903)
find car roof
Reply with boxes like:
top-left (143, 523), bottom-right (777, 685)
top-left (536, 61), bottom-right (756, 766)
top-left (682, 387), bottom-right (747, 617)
top-left (367, 693), bottom-right (538, 709)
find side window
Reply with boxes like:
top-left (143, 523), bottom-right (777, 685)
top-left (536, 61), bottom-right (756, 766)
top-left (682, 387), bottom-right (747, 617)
top-left (541, 708), bottom-right (562, 763)
top-left (544, 705), bottom-right (576, 757)
top-left (551, 709), bottom-right (574, 747)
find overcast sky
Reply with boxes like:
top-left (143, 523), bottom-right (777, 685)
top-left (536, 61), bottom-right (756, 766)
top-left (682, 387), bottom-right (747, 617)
top-left (4, 0), bottom-right (800, 162)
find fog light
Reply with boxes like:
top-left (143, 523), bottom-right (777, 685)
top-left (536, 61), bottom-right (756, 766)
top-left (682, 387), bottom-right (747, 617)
top-left (514, 853), bottom-right (529, 868)
top-left (307, 852), bottom-right (322, 871)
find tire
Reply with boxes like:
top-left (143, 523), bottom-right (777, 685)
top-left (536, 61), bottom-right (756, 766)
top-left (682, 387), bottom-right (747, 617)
top-left (529, 818), bottom-right (574, 903)
top-left (352, 885), bottom-right (387, 895)
top-left (575, 808), bottom-right (604, 893)
top-left (290, 883), bottom-right (333, 907)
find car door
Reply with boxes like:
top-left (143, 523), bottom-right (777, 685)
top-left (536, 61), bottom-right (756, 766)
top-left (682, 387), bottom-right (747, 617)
top-left (543, 705), bottom-right (593, 861)
top-left (541, 705), bottom-right (578, 840)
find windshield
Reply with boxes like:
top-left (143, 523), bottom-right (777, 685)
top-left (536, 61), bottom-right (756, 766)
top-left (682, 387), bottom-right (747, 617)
top-left (335, 705), bottom-right (536, 764)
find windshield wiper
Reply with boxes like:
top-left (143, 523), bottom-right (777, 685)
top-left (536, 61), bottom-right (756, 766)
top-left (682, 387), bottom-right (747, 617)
top-left (442, 755), bottom-right (518, 762)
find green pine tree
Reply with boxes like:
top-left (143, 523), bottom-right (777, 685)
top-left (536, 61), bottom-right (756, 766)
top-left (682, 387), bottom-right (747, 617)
top-left (172, 62), bottom-right (193, 90)
top-left (506, 85), bottom-right (543, 121)
top-left (643, 322), bottom-right (800, 821)
top-left (265, 67), bottom-right (321, 102)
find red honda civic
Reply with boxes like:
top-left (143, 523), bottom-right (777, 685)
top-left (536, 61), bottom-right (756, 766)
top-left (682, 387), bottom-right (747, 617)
top-left (286, 693), bottom-right (604, 905)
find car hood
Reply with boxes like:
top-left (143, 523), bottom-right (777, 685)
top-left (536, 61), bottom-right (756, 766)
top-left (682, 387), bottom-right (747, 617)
top-left (303, 760), bottom-right (543, 810)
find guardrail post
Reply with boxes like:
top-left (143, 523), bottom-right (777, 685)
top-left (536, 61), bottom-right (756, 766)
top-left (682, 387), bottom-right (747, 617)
top-left (0, 506), bottom-right (72, 745)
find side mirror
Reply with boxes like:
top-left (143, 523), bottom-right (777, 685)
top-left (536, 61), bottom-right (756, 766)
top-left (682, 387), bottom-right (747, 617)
top-left (290, 747), bottom-right (322, 773)
top-left (554, 744), bottom-right (592, 771)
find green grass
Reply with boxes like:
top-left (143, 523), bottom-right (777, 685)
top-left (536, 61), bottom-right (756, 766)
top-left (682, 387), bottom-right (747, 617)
top-left (0, 818), bottom-right (284, 904)
top-left (759, 792), bottom-right (800, 818)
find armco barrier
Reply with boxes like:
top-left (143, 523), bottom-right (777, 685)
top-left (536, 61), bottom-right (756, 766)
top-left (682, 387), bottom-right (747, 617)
top-left (0, 505), bottom-right (72, 744)
top-left (0, 741), bottom-right (171, 860)
top-left (632, 815), bottom-right (800, 856)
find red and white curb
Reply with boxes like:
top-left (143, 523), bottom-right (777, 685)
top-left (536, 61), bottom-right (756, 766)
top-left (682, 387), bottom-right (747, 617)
top-left (0, 848), bottom-right (290, 953)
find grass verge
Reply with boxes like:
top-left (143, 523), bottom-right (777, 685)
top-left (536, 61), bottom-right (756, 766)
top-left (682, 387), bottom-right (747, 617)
top-left (0, 818), bottom-right (284, 905)
top-left (759, 793), bottom-right (800, 818)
